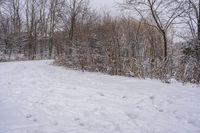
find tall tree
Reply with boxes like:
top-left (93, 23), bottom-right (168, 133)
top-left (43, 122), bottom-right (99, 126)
top-left (121, 0), bottom-right (186, 60)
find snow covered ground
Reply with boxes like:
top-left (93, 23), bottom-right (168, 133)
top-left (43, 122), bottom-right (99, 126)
top-left (0, 60), bottom-right (200, 133)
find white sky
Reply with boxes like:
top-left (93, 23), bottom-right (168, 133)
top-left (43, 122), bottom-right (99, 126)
top-left (90, 0), bottom-right (123, 15)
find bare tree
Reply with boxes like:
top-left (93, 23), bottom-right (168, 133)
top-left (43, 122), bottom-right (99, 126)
top-left (120, 0), bottom-right (186, 60)
top-left (186, 0), bottom-right (200, 60)
top-left (48, 0), bottom-right (59, 57)
top-left (56, 0), bottom-right (90, 55)
top-left (25, 0), bottom-right (40, 59)
top-left (66, 0), bottom-right (89, 41)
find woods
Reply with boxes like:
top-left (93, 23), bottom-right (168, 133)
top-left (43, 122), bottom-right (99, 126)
top-left (0, 0), bottom-right (199, 83)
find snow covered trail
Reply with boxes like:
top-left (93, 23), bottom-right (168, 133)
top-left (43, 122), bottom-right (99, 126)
top-left (0, 60), bottom-right (200, 133)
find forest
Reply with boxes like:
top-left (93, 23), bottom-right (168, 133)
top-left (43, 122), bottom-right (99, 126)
top-left (0, 0), bottom-right (199, 83)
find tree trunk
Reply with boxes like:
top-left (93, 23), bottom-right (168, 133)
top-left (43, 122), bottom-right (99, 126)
top-left (49, 38), bottom-right (53, 58)
top-left (162, 31), bottom-right (167, 60)
top-left (198, 0), bottom-right (200, 62)
top-left (198, 0), bottom-right (200, 40)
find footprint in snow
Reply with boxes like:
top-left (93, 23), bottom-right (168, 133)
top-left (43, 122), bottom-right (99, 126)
top-left (48, 90), bottom-right (54, 93)
top-left (33, 118), bottom-right (38, 122)
top-left (187, 119), bottom-right (198, 127)
top-left (122, 96), bottom-right (127, 99)
top-left (79, 123), bottom-right (84, 127)
top-left (136, 105), bottom-right (143, 109)
top-left (150, 96), bottom-right (155, 100)
top-left (26, 114), bottom-right (32, 119)
top-left (158, 109), bottom-right (164, 112)
top-left (74, 117), bottom-right (80, 121)
top-left (54, 122), bottom-right (58, 126)
top-left (126, 113), bottom-right (138, 120)
top-left (97, 92), bottom-right (104, 96)
top-left (26, 114), bottom-right (38, 122)
top-left (167, 100), bottom-right (173, 104)
top-left (35, 101), bottom-right (44, 105)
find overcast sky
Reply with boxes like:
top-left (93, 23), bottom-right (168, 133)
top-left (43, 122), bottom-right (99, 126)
top-left (90, 0), bottom-right (123, 15)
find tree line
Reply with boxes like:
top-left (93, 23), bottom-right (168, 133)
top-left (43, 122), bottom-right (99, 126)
top-left (0, 0), bottom-right (199, 83)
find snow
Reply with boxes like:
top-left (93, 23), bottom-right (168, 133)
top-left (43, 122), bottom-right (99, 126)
top-left (0, 60), bottom-right (200, 133)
